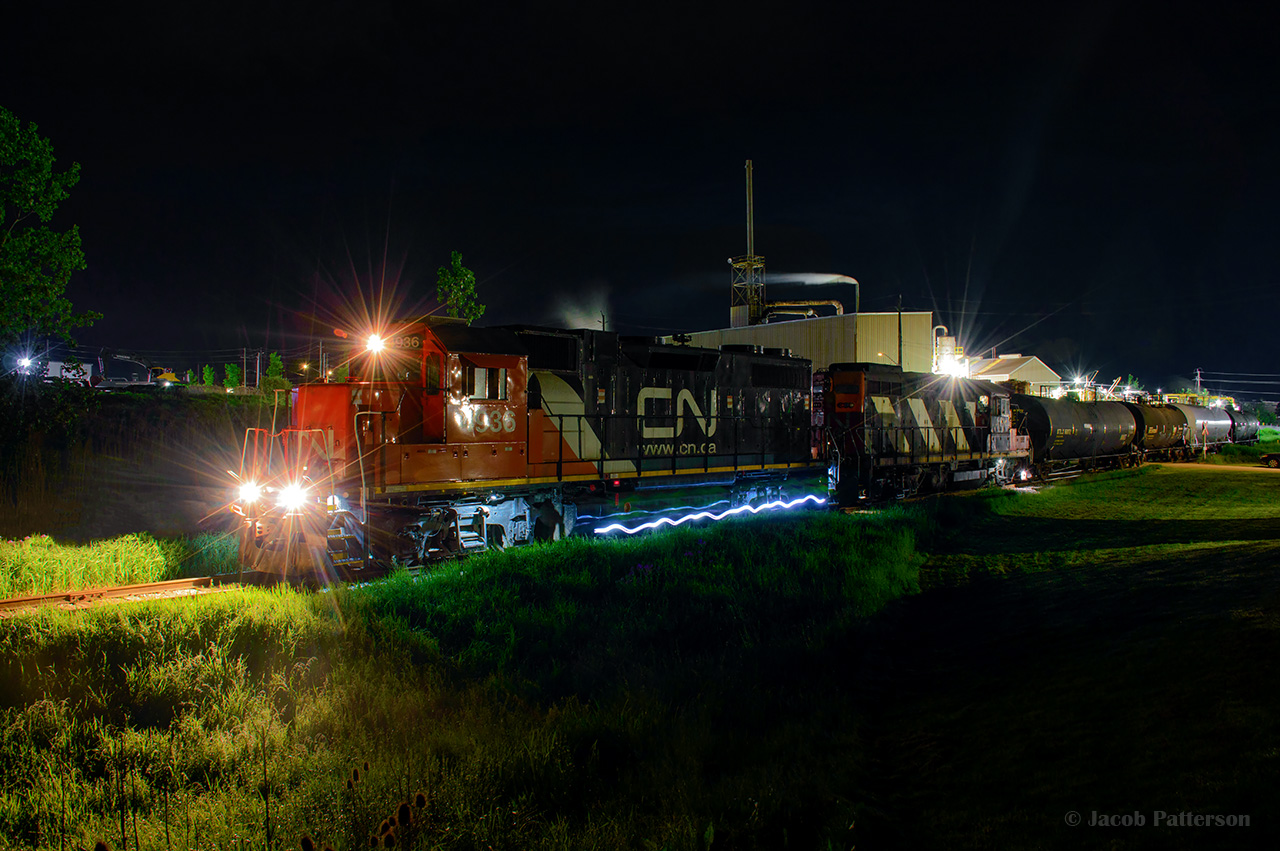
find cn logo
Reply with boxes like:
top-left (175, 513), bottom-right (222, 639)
top-left (636, 388), bottom-right (718, 439)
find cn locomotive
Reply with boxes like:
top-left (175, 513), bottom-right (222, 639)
top-left (232, 319), bottom-right (826, 578)
top-left (228, 317), bottom-right (1258, 578)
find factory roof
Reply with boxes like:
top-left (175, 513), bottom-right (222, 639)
top-left (968, 354), bottom-right (1061, 384)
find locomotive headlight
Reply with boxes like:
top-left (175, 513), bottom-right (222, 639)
top-left (277, 483), bottom-right (309, 511)
top-left (366, 334), bottom-right (385, 353)
top-left (238, 481), bottom-right (263, 503)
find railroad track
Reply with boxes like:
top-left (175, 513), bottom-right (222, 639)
top-left (0, 575), bottom-right (238, 615)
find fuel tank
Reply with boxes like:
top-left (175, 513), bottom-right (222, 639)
top-left (1167, 404), bottom-right (1232, 447)
top-left (1011, 395), bottom-right (1137, 463)
top-left (1121, 402), bottom-right (1187, 452)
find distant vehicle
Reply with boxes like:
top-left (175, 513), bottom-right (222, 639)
top-left (91, 351), bottom-right (183, 390)
top-left (1262, 453), bottom-right (1280, 469)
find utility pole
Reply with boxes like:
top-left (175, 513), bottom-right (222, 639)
top-left (255, 350), bottom-right (262, 387)
top-left (242, 348), bottom-right (247, 389)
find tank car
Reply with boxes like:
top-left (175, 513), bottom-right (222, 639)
top-left (229, 319), bottom-right (827, 577)
top-left (1225, 407), bottom-right (1261, 445)
top-left (1010, 395), bottom-right (1137, 473)
top-left (1165, 403), bottom-right (1232, 457)
top-left (820, 363), bottom-right (1031, 502)
top-left (1120, 401), bottom-right (1186, 461)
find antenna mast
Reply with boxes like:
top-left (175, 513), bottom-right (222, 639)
top-left (728, 160), bottom-right (766, 327)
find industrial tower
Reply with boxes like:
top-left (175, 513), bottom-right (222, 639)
top-left (728, 160), bottom-right (766, 327)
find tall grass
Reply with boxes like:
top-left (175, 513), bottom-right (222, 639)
top-left (0, 507), bottom-right (922, 850)
top-left (0, 532), bottom-right (237, 597)
top-left (1204, 437), bottom-right (1279, 465)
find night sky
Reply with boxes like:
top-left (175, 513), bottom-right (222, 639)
top-left (5, 2), bottom-right (1277, 399)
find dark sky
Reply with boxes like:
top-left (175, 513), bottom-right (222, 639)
top-left (5, 2), bottom-right (1278, 398)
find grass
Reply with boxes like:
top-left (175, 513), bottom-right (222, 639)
top-left (1202, 436), bottom-right (1279, 466)
top-left (2, 464), bottom-right (1279, 848)
top-left (860, 464), bottom-right (1280, 848)
top-left (0, 533), bottom-right (237, 597)
top-left (0, 506), bottom-right (920, 850)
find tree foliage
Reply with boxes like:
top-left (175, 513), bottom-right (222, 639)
top-left (435, 250), bottom-right (485, 324)
top-left (0, 106), bottom-right (98, 346)
top-left (265, 352), bottom-right (285, 379)
top-left (224, 363), bottom-right (242, 389)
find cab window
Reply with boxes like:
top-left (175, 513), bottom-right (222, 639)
top-left (464, 364), bottom-right (508, 400)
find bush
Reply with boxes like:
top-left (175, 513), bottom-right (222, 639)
top-left (261, 375), bottom-right (292, 398)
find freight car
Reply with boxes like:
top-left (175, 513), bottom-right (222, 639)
top-left (1012, 395), bottom-right (1256, 472)
top-left (1012, 394), bottom-right (1138, 473)
top-left (231, 320), bottom-right (827, 577)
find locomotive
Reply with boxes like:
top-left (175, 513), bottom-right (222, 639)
top-left (232, 319), bottom-right (826, 578)
top-left (228, 316), bottom-right (1259, 578)
top-left (819, 361), bottom-right (1032, 502)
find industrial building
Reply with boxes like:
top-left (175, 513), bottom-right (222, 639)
top-left (663, 311), bottom-right (938, 373)
top-left (967, 354), bottom-right (1062, 396)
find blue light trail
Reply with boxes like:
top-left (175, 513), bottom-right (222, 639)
top-left (593, 494), bottom-right (827, 535)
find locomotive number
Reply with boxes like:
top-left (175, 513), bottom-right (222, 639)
top-left (466, 408), bottom-right (518, 434)
top-left (390, 335), bottom-right (423, 349)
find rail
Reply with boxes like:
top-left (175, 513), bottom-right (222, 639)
top-left (0, 576), bottom-right (230, 614)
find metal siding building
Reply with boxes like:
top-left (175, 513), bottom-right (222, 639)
top-left (662, 312), bottom-right (936, 373)
top-left (968, 355), bottom-right (1061, 394)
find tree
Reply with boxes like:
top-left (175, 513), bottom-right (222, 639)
top-left (0, 106), bottom-right (99, 346)
top-left (261, 352), bottom-right (290, 395)
top-left (435, 250), bottom-right (485, 324)
top-left (203, 365), bottom-right (216, 386)
top-left (225, 363), bottom-right (242, 389)
top-left (265, 352), bottom-right (285, 379)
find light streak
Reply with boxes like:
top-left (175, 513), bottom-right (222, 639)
top-left (594, 494), bottom-right (826, 535)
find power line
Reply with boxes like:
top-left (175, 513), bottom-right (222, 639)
top-left (1201, 371), bottom-right (1280, 377)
